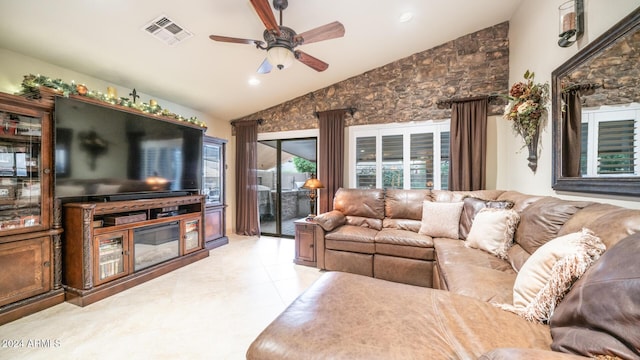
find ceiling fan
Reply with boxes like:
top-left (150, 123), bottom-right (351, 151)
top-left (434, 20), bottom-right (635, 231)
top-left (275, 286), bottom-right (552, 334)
top-left (209, 0), bottom-right (345, 73)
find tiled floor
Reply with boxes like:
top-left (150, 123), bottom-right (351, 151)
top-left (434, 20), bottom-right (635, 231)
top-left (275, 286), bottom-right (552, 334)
top-left (0, 235), bottom-right (324, 360)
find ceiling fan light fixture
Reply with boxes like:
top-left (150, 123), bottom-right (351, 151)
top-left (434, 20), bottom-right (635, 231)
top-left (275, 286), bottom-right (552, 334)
top-left (267, 46), bottom-right (295, 70)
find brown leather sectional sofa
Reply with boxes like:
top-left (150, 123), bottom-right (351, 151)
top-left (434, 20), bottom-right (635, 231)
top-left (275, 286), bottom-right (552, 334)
top-left (247, 188), bottom-right (640, 359)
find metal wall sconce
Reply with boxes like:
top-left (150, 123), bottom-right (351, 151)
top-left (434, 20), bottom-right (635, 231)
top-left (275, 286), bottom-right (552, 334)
top-left (558, 0), bottom-right (584, 47)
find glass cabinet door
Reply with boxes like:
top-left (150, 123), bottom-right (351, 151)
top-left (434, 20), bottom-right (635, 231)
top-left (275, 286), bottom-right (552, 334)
top-left (0, 108), bottom-right (42, 231)
top-left (203, 139), bottom-right (223, 206)
top-left (182, 217), bottom-right (201, 254)
top-left (94, 231), bottom-right (129, 285)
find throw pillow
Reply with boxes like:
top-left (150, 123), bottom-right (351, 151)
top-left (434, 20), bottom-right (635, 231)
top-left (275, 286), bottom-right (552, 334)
top-left (550, 232), bottom-right (640, 359)
top-left (418, 201), bottom-right (464, 239)
top-left (459, 197), bottom-right (514, 240)
top-left (499, 228), bottom-right (605, 323)
top-left (465, 208), bottom-right (520, 259)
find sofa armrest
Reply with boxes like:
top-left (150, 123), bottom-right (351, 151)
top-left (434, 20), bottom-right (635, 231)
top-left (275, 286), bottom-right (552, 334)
top-left (314, 210), bottom-right (346, 231)
top-left (478, 348), bottom-right (589, 360)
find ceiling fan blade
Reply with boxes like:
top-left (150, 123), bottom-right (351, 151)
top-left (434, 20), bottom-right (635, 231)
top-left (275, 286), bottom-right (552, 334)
top-left (249, 0), bottom-right (280, 35)
top-left (295, 21), bottom-right (345, 45)
top-left (209, 35), bottom-right (264, 47)
top-left (257, 58), bottom-right (272, 74)
top-left (294, 50), bottom-right (329, 72)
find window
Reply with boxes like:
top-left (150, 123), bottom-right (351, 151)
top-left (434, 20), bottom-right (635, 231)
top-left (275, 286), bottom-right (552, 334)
top-left (581, 106), bottom-right (640, 177)
top-left (409, 133), bottom-right (433, 188)
top-left (382, 135), bottom-right (403, 189)
top-left (349, 121), bottom-right (450, 189)
top-left (355, 136), bottom-right (376, 188)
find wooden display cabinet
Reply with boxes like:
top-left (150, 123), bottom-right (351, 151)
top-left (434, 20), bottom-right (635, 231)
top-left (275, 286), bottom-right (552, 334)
top-left (0, 92), bottom-right (64, 325)
top-left (63, 195), bottom-right (208, 306)
top-left (203, 136), bottom-right (228, 249)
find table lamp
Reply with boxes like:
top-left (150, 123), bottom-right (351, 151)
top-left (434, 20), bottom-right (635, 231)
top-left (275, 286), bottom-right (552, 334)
top-left (302, 174), bottom-right (324, 220)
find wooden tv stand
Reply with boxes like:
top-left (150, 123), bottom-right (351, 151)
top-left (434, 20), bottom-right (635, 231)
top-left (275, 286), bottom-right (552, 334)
top-left (62, 195), bottom-right (209, 306)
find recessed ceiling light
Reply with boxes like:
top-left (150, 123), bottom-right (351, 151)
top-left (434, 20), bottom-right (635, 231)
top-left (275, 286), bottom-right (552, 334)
top-left (399, 12), bottom-right (413, 23)
top-left (248, 77), bottom-right (260, 86)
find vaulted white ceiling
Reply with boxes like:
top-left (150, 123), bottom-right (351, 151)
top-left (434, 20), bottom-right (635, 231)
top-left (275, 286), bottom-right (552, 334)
top-left (0, 0), bottom-right (522, 121)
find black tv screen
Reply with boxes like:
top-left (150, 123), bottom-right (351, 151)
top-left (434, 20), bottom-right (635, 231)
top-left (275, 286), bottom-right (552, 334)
top-left (54, 97), bottom-right (203, 199)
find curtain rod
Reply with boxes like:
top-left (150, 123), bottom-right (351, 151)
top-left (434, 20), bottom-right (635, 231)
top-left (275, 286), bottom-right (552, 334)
top-left (313, 107), bottom-right (357, 119)
top-left (436, 94), bottom-right (500, 108)
top-left (230, 118), bottom-right (263, 126)
top-left (562, 83), bottom-right (602, 93)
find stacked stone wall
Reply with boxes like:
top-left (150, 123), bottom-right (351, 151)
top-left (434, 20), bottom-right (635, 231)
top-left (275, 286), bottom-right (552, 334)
top-left (234, 22), bottom-right (510, 133)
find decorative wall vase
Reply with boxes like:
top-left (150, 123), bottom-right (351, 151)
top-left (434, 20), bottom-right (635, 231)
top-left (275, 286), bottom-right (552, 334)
top-left (526, 131), bottom-right (540, 172)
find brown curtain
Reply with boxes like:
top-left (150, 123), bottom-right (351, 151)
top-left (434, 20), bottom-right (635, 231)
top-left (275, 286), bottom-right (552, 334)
top-left (448, 98), bottom-right (487, 191)
top-left (561, 90), bottom-right (582, 177)
top-left (318, 110), bottom-right (346, 214)
top-left (233, 120), bottom-right (260, 236)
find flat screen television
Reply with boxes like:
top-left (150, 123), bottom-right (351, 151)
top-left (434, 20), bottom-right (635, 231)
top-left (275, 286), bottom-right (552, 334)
top-left (54, 96), bottom-right (203, 200)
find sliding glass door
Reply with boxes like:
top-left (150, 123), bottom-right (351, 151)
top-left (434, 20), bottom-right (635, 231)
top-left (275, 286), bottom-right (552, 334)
top-left (258, 137), bottom-right (317, 238)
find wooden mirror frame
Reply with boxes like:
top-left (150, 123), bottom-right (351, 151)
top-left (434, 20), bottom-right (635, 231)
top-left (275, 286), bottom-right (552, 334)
top-left (552, 8), bottom-right (640, 197)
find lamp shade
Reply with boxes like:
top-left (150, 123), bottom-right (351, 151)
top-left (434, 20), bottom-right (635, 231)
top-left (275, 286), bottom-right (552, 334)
top-left (267, 46), bottom-right (295, 70)
top-left (302, 177), bottom-right (324, 190)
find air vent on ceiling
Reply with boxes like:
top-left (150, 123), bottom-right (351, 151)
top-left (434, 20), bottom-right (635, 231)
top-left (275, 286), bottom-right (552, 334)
top-left (142, 15), bottom-right (193, 46)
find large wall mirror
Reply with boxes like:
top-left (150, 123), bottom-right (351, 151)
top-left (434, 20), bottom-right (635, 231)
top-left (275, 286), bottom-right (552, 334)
top-left (552, 7), bottom-right (640, 196)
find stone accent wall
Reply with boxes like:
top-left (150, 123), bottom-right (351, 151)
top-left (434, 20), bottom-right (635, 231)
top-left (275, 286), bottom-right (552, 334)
top-left (234, 22), bottom-right (510, 133)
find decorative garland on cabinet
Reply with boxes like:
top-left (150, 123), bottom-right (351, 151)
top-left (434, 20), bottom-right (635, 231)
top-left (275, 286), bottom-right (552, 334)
top-left (17, 74), bottom-right (206, 128)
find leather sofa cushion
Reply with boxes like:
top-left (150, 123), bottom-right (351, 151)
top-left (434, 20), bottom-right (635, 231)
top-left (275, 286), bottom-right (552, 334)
top-left (375, 228), bottom-right (434, 260)
top-left (431, 189), bottom-right (467, 202)
top-left (382, 218), bottom-right (422, 232)
top-left (325, 225), bottom-right (376, 254)
top-left (514, 197), bottom-right (591, 255)
top-left (496, 191), bottom-right (544, 213)
top-left (247, 272), bottom-right (553, 360)
top-left (375, 228), bottom-right (433, 248)
top-left (384, 189), bottom-right (430, 220)
top-left (431, 189), bottom-right (504, 203)
top-left (441, 264), bottom-right (516, 304)
top-left (333, 188), bottom-right (385, 219)
top-left (434, 239), bottom-right (516, 303)
top-left (558, 203), bottom-right (640, 250)
top-left (550, 232), bottom-right (640, 359)
top-left (434, 238), bottom-right (514, 271)
top-left (345, 215), bottom-right (382, 230)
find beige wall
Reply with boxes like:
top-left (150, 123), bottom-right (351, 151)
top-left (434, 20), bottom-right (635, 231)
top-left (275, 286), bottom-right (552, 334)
top-left (0, 48), bottom-right (235, 232)
top-left (502, 0), bottom-right (640, 209)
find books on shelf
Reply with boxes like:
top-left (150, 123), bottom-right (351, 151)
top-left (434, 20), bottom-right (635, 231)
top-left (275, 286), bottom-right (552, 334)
top-left (99, 258), bottom-right (123, 280)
